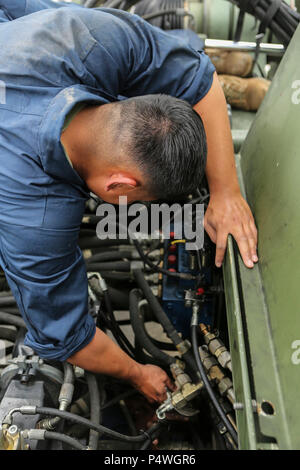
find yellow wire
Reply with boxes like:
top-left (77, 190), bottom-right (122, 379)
top-left (170, 239), bottom-right (186, 245)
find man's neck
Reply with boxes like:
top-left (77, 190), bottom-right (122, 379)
top-left (60, 105), bottom-right (102, 180)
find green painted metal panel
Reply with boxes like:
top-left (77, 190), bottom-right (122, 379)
top-left (224, 25), bottom-right (300, 449)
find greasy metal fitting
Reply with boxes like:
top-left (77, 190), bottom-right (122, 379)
top-left (199, 324), bottom-right (232, 372)
top-left (170, 363), bottom-right (191, 389)
top-left (0, 424), bottom-right (25, 450)
top-left (156, 362), bottom-right (203, 420)
top-left (175, 339), bottom-right (191, 355)
top-left (199, 346), bottom-right (235, 404)
top-left (171, 381), bottom-right (203, 413)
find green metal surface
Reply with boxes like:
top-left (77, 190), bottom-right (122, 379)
top-left (224, 24), bottom-right (300, 449)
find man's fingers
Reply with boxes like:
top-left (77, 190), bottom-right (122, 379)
top-left (243, 222), bottom-right (258, 263)
top-left (249, 220), bottom-right (258, 262)
top-left (215, 223), bottom-right (258, 269)
top-left (165, 377), bottom-right (176, 391)
top-left (233, 226), bottom-right (255, 268)
top-left (215, 230), bottom-right (228, 267)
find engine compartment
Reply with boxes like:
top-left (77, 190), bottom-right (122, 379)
top-left (0, 186), bottom-right (238, 451)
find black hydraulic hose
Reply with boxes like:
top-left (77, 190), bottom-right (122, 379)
top-left (0, 296), bottom-right (17, 307)
top-left (0, 326), bottom-right (17, 342)
top-left (133, 269), bottom-right (198, 376)
top-left (80, 228), bottom-right (97, 238)
top-left (191, 325), bottom-right (238, 447)
top-left (133, 270), bottom-right (182, 347)
top-left (79, 237), bottom-right (130, 249)
top-left (230, 0), bottom-right (299, 45)
top-left (103, 290), bottom-right (136, 359)
top-left (86, 373), bottom-right (101, 450)
top-left (33, 407), bottom-right (150, 442)
top-left (134, 342), bottom-right (167, 367)
top-left (142, 8), bottom-right (193, 22)
top-left (0, 312), bottom-right (26, 329)
top-left (43, 431), bottom-right (86, 450)
top-left (0, 308), bottom-right (21, 315)
top-left (87, 250), bottom-right (133, 264)
top-left (148, 336), bottom-right (177, 352)
top-left (84, 0), bottom-right (100, 7)
top-left (108, 287), bottom-right (129, 310)
top-left (97, 272), bottom-right (132, 281)
top-left (86, 261), bottom-right (130, 272)
top-left (84, 247), bottom-right (119, 256)
top-left (129, 289), bottom-right (175, 366)
top-left (139, 422), bottom-right (163, 450)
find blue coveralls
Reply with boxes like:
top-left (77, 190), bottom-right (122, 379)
top-left (0, 0), bottom-right (215, 361)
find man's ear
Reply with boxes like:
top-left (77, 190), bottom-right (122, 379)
top-left (105, 174), bottom-right (139, 192)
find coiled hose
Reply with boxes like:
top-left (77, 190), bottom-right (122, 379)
top-left (133, 269), bottom-right (198, 378)
top-left (129, 289), bottom-right (176, 366)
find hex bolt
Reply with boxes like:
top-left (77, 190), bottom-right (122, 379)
top-left (233, 402), bottom-right (244, 410)
top-left (8, 425), bottom-right (18, 436)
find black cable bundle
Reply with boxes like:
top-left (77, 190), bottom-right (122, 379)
top-left (134, 0), bottom-right (185, 30)
top-left (231, 0), bottom-right (300, 46)
top-left (84, 0), bottom-right (142, 9)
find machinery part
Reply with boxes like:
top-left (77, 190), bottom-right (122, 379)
top-left (86, 372), bottom-right (102, 450)
top-left (199, 324), bottom-right (232, 372)
top-left (1, 352), bottom-right (64, 391)
top-left (198, 346), bottom-right (235, 404)
top-left (0, 296), bottom-right (17, 307)
top-left (89, 273), bottom-right (136, 358)
top-left (142, 8), bottom-right (194, 25)
top-left (129, 288), bottom-right (176, 366)
top-left (161, 237), bottom-right (214, 338)
top-left (191, 307), bottom-right (238, 447)
top-left (228, 0), bottom-right (300, 46)
top-left (133, 269), bottom-right (184, 348)
top-left (156, 390), bottom-right (174, 420)
top-left (132, 237), bottom-right (195, 280)
top-left (83, 0), bottom-right (100, 7)
top-left (0, 424), bottom-right (26, 450)
top-left (156, 362), bottom-right (203, 420)
top-left (133, 269), bottom-right (199, 378)
top-left (38, 362), bottom-right (75, 431)
top-left (139, 422), bottom-right (164, 450)
top-left (0, 312), bottom-right (26, 329)
top-left (22, 429), bottom-right (86, 451)
top-left (2, 406), bottom-right (159, 444)
top-left (204, 38), bottom-right (285, 56)
top-left (0, 380), bottom-right (46, 450)
top-left (133, 0), bottom-right (192, 30)
top-left (86, 261), bottom-right (130, 272)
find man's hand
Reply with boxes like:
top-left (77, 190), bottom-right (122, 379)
top-left (204, 189), bottom-right (258, 268)
top-left (130, 364), bottom-right (176, 404)
top-left (193, 72), bottom-right (258, 269)
top-left (68, 328), bottom-right (175, 404)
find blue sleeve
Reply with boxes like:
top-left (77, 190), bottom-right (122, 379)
top-left (0, 223), bottom-right (96, 361)
top-left (0, 0), bottom-right (82, 20)
top-left (85, 9), bottom-right (215, 104)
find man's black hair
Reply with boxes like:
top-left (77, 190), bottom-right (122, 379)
top-left (118, 94), bottom-right (207, 200)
